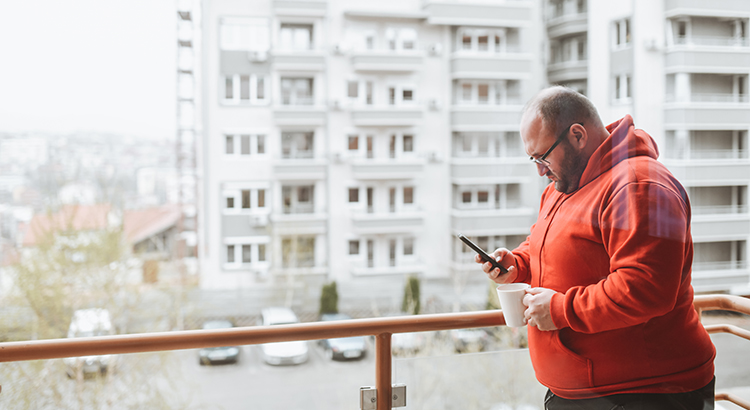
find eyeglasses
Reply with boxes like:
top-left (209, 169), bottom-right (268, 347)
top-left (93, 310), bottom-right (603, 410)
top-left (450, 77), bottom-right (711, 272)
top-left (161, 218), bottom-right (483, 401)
top-left (530, 122), bottom-right (583, 167)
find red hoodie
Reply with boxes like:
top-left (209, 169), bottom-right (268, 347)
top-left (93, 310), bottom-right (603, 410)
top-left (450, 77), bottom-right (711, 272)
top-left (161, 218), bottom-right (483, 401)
top-left (512, 115), bottom-right (715, 399)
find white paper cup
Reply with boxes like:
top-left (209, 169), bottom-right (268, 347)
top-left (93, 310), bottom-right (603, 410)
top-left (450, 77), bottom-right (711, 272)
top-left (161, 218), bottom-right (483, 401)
top-left (496, 283), bottom-right (530, 327)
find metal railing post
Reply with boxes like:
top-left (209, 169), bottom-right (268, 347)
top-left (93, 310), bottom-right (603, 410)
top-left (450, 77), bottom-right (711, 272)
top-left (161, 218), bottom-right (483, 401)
top-left (376, 333), bottom-right (392, 410)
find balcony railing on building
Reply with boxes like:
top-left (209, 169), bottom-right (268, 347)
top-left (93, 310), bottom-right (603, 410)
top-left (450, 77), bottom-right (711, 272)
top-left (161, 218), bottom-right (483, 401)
top-left (674, 35), bottom-right (749, 47)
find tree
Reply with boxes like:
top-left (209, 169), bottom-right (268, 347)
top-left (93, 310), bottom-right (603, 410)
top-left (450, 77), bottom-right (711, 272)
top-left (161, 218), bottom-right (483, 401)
top-left (402, 275), bottom-right (421, 315)
top-left (319, 281), bottom-right (339, 315)
top-left (1, 214), bottom-right (206, 409)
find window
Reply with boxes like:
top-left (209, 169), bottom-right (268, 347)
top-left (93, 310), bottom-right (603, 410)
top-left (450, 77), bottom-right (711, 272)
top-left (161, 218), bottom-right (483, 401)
top-left (223, 74), bottom-right (268, 104)
top-left (456, 184), bottom-right (520, 209)
top-left (242, 245), bottom-right (252, 263)
top-left (457, 28), bottom-right (511, 54)
top-left (348, 135), bottom-right (359, 151)
top-left (348, 188), bottom-right (359, 203)
top-left (224, 187), bottom-right (268, 212)
top-left (347, 81), bottom-right (359, 99)
top-left (220, 17), bottom-right (269, 51)
top-left (282, 185), bottom-right (315, 214)
top-left (387, 133), bottom-right (417, 158)
top-left (280, 77), bottom-right (313, 105)
top-left (388, 85), bottom-right (416, 106)
top-left (225, 133), bottom-right (267, 156)
top-left (403, 238), bottom-right (414, 256)
top-left (224, 241), bottom-right (270, 267)
top-left (403, 187), bottom-right (414, 204)
top-left (227, 245), bottom-right (235, 263)
top-left (349, 240), bottom-right (360, 255)
top-left (614, 74), bottom-right (632, 102)
top-left (281, 236), bottom-right (315, 268)
top-left (456, 80), bottom-right (519, 105)
top-left (282, 131), bottom-right (314, 159)
top-left (279, 23), bottom-right (313, 50)
top-left (386, 27), bottom-right (418, 51)
top-left (613, 18), bottom-right (632, 48)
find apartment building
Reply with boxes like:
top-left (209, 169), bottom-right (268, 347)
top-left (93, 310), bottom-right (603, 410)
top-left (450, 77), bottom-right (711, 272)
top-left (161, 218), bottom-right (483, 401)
top-left (546, 0), bottom-right (750, 294)
top-left (199, 0), bottom-right (545, 293)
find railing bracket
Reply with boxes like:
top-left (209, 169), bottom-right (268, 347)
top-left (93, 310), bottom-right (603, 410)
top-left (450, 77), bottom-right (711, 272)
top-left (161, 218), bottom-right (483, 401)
top-left (360, 384), bottom-right (406, 409)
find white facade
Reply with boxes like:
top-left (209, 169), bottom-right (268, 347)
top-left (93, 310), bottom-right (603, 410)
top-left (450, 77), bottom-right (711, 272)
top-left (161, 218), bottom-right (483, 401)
top-left (199, 0), bottom-right (545, 291)
top-left (548, 0), bottom-right (750, 294)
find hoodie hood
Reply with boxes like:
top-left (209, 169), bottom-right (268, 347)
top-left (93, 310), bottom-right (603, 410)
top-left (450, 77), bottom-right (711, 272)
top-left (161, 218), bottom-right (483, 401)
top-left (578, 115), bottom-right (660, 188)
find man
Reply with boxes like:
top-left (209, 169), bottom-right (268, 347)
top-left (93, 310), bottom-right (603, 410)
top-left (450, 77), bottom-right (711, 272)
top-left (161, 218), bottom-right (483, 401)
top-left (477, 86), bottom-right (715, 409)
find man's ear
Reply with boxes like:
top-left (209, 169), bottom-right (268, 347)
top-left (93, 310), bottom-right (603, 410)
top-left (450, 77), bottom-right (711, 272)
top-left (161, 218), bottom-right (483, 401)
top-left (569, 123), bottom-right (587, 150)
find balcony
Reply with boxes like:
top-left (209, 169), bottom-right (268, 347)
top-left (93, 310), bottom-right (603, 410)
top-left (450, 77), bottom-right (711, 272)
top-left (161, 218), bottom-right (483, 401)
top-left (665, 0), bottom-right (750, 17)
top-left (546, 13), bottom-right (588, 39)
top-left (272, 50), bottom-right (326, 71)
top-left (349, 258), bottom-right (426, 276)
top-left (350, 209), bottom-right (425, 234)
top-left (423, 0), bottom-right (532, 27)
top-left (546, 60), bottom-right (588, 83)
top-left (273, 158), bottom-right (327, 180)
top-left (664, 159), bottom-right (750, 186)
top-left (451, 157), bottom-right (531, 181)
top-left (0, 295), bottom-right (748, 409)
top-left (451, 106), bottom-right (522, 132)
top-left (451, 208), bottom-right (534, 235)
top-left (270, 211), bottom-right (327, 235)
top-left (450, 53), bottom-right (533, 79)
top-left (664, 98), bottom-right (750, 129)
top-left (692, 262), bottom-right (749, 293)
top-left (666, 41), bottom-right (750, 73)
top-left (350, 106), bottom-right (424, 127)
top-left (273, 104), bottom-right (327, 126)
top-left (351, 158), bottom-right (425, 180)
top-left (692, 214), bottom-right (750, 241)
top-left (273, 0), bottom-right (327, 17)
top-left (350, 51), bottom-right (425, 72)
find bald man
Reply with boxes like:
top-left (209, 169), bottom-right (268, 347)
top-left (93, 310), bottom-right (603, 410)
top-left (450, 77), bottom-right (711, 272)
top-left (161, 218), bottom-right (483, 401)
top-left (477, 87), bottom-right (715, 409)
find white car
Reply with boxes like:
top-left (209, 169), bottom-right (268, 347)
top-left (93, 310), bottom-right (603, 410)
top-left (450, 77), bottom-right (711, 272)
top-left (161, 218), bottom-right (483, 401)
top-left (63, 308), bottom-right (116, 377)
top-left (259, 307), bottom-right (309, 365)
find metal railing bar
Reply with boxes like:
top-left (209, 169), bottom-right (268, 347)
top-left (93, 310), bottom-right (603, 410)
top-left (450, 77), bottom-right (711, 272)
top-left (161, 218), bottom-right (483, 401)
top-left (694, 295), bottom-right (750, 316)
top-left (376, 333), bottom-right (392, 410)
top-left (0, 310), bottom-right (507, 363)
top-left (716, 392), bottom-right (750, 409)
top-left (704, 324), bottom-right (750, 341)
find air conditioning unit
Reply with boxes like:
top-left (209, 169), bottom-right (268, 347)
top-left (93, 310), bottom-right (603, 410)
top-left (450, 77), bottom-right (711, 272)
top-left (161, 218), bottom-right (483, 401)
top-left (427, 151), bottom-right (441, 163)
top-left (332, 43), bottom-right (347, 56)
top-left (428, 98), bottom-right (440, 111)
top-left (249, 214), bottom-right (268, 227)
top-left (248, 50), bottom-right (268, 62)
top-left (331, 152), bottom-right (343, 163)
top-left (330, 99), bottom-right (343, 110)
top-left (429, 43), bottom-right (443, 56)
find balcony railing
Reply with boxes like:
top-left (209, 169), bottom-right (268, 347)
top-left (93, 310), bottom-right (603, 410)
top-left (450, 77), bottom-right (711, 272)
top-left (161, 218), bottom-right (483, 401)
top-left (692, 205), bottom-right (749, 215)
top-left (693, 260), bottom-right (748, 271)
top-left (0, 295), bottom-right (748, 409)
top-left (666, 93), bottom-right (750, 103)
top-left (675, 35), bottom-right (749, 47)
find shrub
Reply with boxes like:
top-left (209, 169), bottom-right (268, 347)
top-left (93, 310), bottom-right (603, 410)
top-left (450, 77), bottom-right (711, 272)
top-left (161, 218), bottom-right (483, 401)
top-left (319, 281), bottom-right (339, 315)
top-left (401, 275), bottom-right (421, 315)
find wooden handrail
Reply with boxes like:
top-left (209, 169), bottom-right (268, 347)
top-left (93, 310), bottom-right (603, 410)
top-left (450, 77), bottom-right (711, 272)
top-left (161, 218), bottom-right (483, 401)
top-left (0, 310), bottom-right (507, 363)
top-left (0, 294), bottom-right (748, 409)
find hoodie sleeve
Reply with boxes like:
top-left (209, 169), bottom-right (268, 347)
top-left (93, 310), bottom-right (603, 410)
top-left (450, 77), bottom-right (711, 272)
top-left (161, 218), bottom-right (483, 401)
top-left (550, 179), bottom-right (691, 333)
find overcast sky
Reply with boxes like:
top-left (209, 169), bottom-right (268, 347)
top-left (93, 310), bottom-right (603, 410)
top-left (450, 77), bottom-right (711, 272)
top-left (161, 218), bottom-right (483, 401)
top-left (0, 0), bottom-right (176, 140)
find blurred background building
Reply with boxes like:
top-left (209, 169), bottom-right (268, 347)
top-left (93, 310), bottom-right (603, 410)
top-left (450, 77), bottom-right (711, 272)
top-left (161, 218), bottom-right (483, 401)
top-left (195, 0), bottom-right (750, 297)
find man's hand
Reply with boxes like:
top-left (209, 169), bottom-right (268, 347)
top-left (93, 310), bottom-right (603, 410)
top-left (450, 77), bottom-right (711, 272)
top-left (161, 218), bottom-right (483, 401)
top-left (523, 288), bottom-right (558, 331)
top-left (475, 248), bottom-right (517, 284)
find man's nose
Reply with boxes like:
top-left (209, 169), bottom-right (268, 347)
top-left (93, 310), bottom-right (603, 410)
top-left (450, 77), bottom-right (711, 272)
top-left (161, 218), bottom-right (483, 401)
top-left (535, 162), bottom-right (549, 176)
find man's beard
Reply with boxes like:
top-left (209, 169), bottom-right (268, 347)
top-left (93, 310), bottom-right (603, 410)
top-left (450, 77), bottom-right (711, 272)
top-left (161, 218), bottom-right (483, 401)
top-left (552, 142), bottom-right (588, 194)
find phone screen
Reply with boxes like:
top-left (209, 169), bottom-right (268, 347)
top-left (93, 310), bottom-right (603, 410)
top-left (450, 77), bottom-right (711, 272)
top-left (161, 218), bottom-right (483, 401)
top-left (457, 234), bottom-right (508, 274)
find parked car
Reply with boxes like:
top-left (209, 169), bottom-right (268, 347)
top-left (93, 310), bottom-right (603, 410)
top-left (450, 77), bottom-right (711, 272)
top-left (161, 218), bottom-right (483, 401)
top-left (391, 332), bottom-right (426, 357)
top-left (259, 307), bottom-right (309, 365)
top-left (197, 320), bottom-right (240, 365)
top-left (63, 308), bottom-right (116, 377)
top-left (450, 328), bottom-right (489, 353)
top-left (318, 313), bottom-right (368, 361)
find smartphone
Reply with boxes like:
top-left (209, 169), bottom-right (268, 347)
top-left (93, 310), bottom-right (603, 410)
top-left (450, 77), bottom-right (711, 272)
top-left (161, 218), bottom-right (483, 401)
top-left (457, 234), bottom-right (508, 274)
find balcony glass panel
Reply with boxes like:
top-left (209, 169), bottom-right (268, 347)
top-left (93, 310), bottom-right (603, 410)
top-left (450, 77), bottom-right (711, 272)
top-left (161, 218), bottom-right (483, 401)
top-left (394, 347), bottom-right (546, 409)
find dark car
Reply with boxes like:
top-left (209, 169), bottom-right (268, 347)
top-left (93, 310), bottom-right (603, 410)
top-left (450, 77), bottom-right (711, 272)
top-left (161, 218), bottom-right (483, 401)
top-left (450, 328), bottom-right (489, 353)
top-left (197, 320), bottom-right (240, 365)
top-left (318, 313), bottom-right (368, 361)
